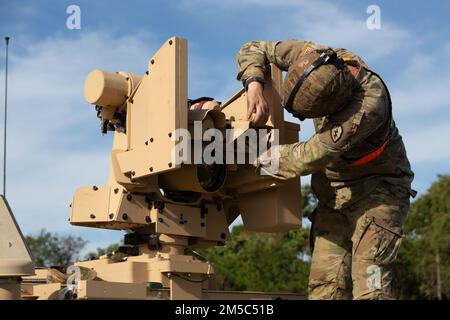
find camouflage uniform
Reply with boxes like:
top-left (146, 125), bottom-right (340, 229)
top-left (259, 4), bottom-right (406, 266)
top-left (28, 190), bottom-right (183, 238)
top-left (236, 40), bottom-right (415, 299)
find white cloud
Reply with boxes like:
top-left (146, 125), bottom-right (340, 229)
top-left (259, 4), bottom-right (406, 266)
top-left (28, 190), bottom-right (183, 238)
top-left (289, 2), bottom-right (412, 62)
top-left (391, 50), bottom-right (450, 116)
top-left (402, 121), bottom-right (450, 164)
top-left (181, 0), bottom-right (413, 62)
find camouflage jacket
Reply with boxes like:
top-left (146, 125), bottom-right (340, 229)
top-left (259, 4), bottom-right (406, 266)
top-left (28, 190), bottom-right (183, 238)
top-left (236, 40), bottom-right (415, 209)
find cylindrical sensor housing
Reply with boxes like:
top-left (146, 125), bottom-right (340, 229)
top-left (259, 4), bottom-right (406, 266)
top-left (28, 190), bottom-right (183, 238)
top-left (84, 69), bottom-right (129, 107)
top-left (158, 164), bottom-right (227, 193)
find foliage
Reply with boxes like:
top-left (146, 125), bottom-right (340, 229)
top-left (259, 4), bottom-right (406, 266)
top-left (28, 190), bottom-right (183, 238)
top-left (85, 242), bottom-right (121, 260)
top-left (198, 184), bottom-right (315, 294)
top-left (200, 225), bottom-right (310, 293)
top-left (25, 229), bottom-right (87, 267)
top-left (393, 174), bottom-right (450, 299)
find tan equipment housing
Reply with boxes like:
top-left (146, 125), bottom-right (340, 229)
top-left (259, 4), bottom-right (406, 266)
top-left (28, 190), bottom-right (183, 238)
top-left (20, 37), bottom-right (303, 300)
top-left (0, 196), bottom-right (35, 299)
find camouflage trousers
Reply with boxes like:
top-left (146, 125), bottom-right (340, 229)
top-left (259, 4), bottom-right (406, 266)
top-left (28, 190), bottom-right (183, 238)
top-left (308, 182), bottom-right (410, 300)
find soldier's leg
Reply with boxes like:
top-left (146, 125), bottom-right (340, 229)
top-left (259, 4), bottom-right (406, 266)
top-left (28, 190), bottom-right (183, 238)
top-left (308, 205), bottom-right (353, 300)
top-left (349, 183), bottom-right (410, 300)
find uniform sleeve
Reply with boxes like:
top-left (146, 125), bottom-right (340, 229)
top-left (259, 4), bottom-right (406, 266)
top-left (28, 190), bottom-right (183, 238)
top-left (273, 121), bottom-right (356, 177)
top-left (276, 135), bottom-right (342, 177)
top-left (236, 40), bottom-right (314, 82)
top-left (274, 79), bottom-right (389, 177)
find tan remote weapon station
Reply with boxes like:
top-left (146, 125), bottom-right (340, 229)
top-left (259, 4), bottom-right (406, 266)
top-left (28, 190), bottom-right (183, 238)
top-left (18, 37), bottom-right (303, 300)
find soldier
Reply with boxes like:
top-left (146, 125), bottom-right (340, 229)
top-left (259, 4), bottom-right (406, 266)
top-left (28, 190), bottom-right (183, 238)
top-left (236, 40), bottom-right (416, 300)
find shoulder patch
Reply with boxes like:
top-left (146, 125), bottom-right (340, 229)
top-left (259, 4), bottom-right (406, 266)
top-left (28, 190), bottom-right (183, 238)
top-left (331, 124), bottom-right (343, 143)
top-left (301, 45), bottom-right (315, 56)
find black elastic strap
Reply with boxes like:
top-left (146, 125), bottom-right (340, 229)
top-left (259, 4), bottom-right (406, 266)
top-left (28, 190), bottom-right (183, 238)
top-left (282, 51), bottom-right (338, 114)
top-left (340, 68), bottom-right (394, 164)
top-left (244, 76), bottom-right (266, 90)
top-left (369, 69), bottom-right (393, 127)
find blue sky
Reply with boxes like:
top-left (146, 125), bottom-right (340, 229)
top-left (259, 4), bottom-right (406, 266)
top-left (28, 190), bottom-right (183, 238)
top-left (1, 0), bottom-right (450, 254)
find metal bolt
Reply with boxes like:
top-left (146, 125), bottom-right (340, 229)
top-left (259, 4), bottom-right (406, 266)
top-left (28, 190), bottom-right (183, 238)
top-left (145, 141), bottom-right (148, 145)
top-left (90, 214), bottom-right (96, 219)
top-left (200, 206), bottom-right (208, 218)
top-left (151, 59), bottom-right (155, 64)
top-left (169, 40), bottom-right (173, 45)
top-left (168, 132), bottom-right (172, 138)
top-left (149, 167), bottom-right (153, 172)
top-left (114, 188), bottom-right (119, 194)
top-left (145, 216), bottom-right (151, 223)
top-left (155, 201), bottom-right (165, 210)
top-left (168, 162), bottom-right (172, 168)
top-left (122, 213), bottom-right (128, 220)
top-left (92, 186), bottom-right (98, 191)
top-left (146, 71), bottom-right (149, 75)
top-left (150, 137), bottom-right (154, 143)
top-left (109, 213), bottom-right (114, 219)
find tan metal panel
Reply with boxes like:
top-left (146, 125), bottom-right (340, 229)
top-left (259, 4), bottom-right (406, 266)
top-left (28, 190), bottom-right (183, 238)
top-left (77, 280), bottom-right (147, 300)
top-left (170, 276), bottom-right (202, 300)
top-left (32, 283), bottom-right (61, 300)
top-left (204, 204), bottom-right (230, 242)
top-left (116, 37), bottom-right (188, 179)
top-left (240, 178), bottom-right (301, 232)
top-left (153, 203), bottom-right (205, 238)
top-left (0, 196), bottom-right (34, 277)
top-left (70, 186), bottom-right (110, 224)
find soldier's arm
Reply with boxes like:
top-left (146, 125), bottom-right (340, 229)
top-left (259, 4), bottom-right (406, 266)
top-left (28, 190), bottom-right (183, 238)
top-left (236, 40), bottom-right (314, 83)
top-left (274, 89), bottom-right (389, 177)
top-left (275, 135), bottom-right (342, 178)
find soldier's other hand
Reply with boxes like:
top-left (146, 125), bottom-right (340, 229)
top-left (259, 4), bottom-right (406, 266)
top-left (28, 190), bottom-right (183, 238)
top-left (254, 145), bottom-right (284, 180)
top-left (246, 81), bottom-right (269, 127)
top-left (254, 144), bottom-right (298, 180)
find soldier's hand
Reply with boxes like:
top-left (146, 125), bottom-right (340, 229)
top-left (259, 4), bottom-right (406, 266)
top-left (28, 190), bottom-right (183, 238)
top-left (246, 81), bottom-right (269, 127)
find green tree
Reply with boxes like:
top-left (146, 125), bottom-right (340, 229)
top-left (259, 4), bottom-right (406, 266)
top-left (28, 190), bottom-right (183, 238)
top-left (200, 185), bottom-right (315, 294)
top-left (393, 175), bottom-right (450, 299)
top-left (25, 229), bottom-right (87, 267)
top-left (85, 242), bottom-right (121, 260)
